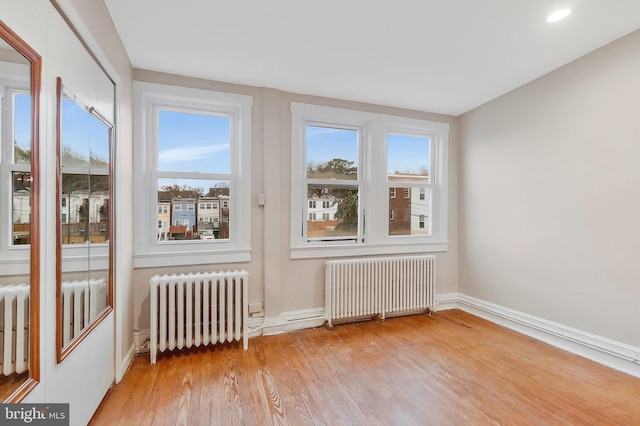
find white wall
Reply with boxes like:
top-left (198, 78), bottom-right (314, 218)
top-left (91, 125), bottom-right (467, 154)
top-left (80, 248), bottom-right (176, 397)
top-left (3, 0), bottom-right (134, 423)
top-left (66, 0), bottom-right (136, 382)
top-left (131, 69), bottom-right (459, 334)
top-left (459, 29), bottom-right (640, 348)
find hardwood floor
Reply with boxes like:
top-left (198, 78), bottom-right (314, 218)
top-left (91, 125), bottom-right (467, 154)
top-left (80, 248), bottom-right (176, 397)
top-left (90, 310), bottom-right (640, 425)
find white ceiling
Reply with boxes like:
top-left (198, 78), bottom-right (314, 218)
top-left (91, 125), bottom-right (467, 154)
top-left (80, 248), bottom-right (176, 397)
top-left (104, 0), bottom-right (640, 116)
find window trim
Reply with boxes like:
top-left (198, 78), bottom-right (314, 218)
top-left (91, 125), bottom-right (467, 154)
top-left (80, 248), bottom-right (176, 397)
top-left (290, 102), bottom-right (449, 259)
top-left (133, 81), bottom-right (252, 268)
top-left (1, 83), bottom-right (32, 268)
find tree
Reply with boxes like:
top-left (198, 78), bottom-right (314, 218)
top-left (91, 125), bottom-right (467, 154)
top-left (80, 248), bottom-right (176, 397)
top-left (14, 142), bottom-right (31, 163)
top-left (158, 183), bottom-right (204, 200)
top-left (307, 158), bottom-right (357, 180)
top-left (308, 158), bottom-right (358, 233)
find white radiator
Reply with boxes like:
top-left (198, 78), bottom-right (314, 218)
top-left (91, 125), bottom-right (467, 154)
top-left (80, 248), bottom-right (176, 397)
top-left (61, 278), bottom-right (108, 346)
top-left (150, 270), bottom-right (249, 364)
top-left (0, 284), bottom-right (29, 376)
top-left (325, 255), bottom-right (435, 326)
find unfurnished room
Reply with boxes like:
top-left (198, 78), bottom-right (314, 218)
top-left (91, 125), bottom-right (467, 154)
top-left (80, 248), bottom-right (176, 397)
top-left (1, 1), bottom-right (639, 424)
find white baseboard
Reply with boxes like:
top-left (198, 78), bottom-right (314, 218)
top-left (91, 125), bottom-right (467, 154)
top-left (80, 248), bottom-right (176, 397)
top-left (435, 292), bottom-right (460, 311)
top-left (134, 330), bottom-right (151, 353)
top-left (117, 343), bottom-right (136, 383)
top-left (454, 294), bottom-right (640, 379)
top-left (252, 308), bottom-right (327, 336)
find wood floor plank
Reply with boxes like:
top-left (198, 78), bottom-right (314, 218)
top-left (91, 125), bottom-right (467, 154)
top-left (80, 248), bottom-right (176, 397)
top-left (90, 310), bottom-right (640, 425)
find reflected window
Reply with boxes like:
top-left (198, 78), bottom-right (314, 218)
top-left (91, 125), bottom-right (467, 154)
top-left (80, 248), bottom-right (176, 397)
top-left (57, 83), bottom-right (113, 358)
top-left (60, 97), bottom-right (110, 245)
top-left (4, 91), bottom-right (32, 246)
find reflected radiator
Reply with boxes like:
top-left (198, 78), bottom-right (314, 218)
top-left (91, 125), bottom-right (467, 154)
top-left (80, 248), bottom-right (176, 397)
top-left (325, 255), bottom-right (435, 326)
top-left (0, 284), bottom-right (29, 376)
top-left (150, 270), bottom-right (249, 364)
top-left (61, 278), bottom-right (108, 346)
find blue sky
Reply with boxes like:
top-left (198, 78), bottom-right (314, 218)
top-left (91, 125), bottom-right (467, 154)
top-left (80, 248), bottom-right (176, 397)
top-left (305, 125), bottom-right (430, 176)
top-left (157, 178), bottom-right (229, 194)
top-left (14, 94), bottom-right (31, 158)
top-left (306, 126), bottom-right (358, 171)
top-left (62, 98), bottom-right (110, 166)
top-left (387, 133), bottom-right (430, 175)
top-left (158, 110), bottom-right (230, 174)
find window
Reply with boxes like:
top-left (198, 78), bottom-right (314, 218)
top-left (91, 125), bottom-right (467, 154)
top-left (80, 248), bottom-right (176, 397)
top-left (1, 89), bottom-right (31, 249)
top-left (291, 103), bottom-right (448, 258)
top-left (133, 82), bottom-right (252, 267)
top-left (304, 125), bottom-right (360, 242)
top-left (322, 213), bottom-right (330, 221)
top-left (388, 134), bottom-right (432, 237)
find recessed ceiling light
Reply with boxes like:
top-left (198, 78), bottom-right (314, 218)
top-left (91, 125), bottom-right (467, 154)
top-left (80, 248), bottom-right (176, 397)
top-left (547, 9), bottom-right (571, 23)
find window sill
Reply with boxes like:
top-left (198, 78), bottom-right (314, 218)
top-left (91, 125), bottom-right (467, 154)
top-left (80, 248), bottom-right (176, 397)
top-left (133, 248), bottom-right (251, 269)
top-left (289, 241), bottom-right (449, 260)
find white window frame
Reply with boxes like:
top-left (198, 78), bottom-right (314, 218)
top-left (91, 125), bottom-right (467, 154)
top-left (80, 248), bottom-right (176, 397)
top-left (290, 102), bottom-right (448, 259)
top-left (133, 81), bottom-right (252, 267)
top-left (1, 82), bottom-right (32, 274)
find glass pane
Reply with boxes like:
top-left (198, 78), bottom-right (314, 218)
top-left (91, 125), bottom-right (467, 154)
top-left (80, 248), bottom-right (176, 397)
top-left (157, 178), bottom-right (230, 241)
top-left (158, 110), bottom-right (230, 173)
top-left (61, 173), bottom-right (90, 244)
top-left (61, 96), bottom-right (90, 168)
top-left (12, 172), bottom-right (31, 245)
top-left (389, 186), bottom-right (431, 236)
top-left (89, 116), bottom-right (110, 169)
top-left (387, 133), bottom-right (430, 183)
top-left (307, 184), bottom-right (358, 239)
top-left (13, 93), bottom-right (31, 164)
top-left (306, 125), bottom-right (358, 180)
top-left (88, 174), bottom-right (109, 243)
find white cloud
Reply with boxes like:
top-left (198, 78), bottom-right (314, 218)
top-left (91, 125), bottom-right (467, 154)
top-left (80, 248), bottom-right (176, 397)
top-left (159, 144), bottom-right (229, 163)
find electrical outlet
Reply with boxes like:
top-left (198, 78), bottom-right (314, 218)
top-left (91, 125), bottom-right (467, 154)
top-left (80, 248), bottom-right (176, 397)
top-left (249, 303), bottom-right (262, 314)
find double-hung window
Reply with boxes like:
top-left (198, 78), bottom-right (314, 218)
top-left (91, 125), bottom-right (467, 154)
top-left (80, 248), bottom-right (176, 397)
top-left (133, 82), bottom-right (252, 267)
top-left (291, 103), bottom-right (448, 258)
top-left (1, 78), bottom-right (31, 272)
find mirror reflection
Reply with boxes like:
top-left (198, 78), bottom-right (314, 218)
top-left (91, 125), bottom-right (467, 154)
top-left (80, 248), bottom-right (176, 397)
top-left (57, 85), bottom-right (111, 355)
top-left (0, 33), bottom-right (32, 400)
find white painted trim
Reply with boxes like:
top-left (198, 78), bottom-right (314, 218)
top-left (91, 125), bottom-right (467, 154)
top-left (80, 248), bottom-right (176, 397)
top-left (435, 292), bottom-right (460, 311)
top-left (132, 81), bottom-right (253, 267)
top-left (249, 308), bottom-right (327, 337)
top-left (290, 242), bottom-right (449, 259)
top-left (134, 330), bottom-right (151, 354)
top-left (116, 343), bottom-right (136, 383)
top-left (290, 102), bottom-right (450, 255)
top-left (454, 294), bottom-right (640, 379)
